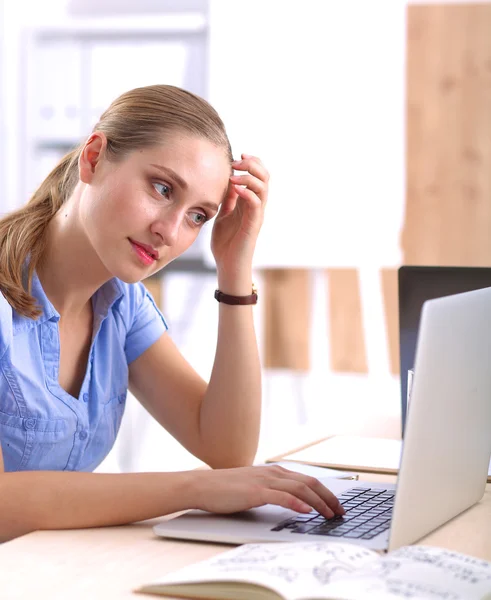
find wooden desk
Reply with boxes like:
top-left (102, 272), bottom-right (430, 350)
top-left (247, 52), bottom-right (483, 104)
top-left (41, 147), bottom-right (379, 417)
top-left (0, 516), bottom-right (230, 600)
top-left (0, 475), bottom-right (489, 599)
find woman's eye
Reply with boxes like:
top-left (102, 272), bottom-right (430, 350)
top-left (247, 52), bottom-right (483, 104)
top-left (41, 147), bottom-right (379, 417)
top-left (190, 212), bottom-right (207, 226)
top-left (153, 182), bottom-right (172, 198)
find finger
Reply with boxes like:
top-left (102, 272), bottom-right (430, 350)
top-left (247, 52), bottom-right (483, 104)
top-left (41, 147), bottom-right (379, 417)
top-left (232, 157), bottom-right (270, 183)
top-left (298, 474), bottom-right (345, 516)
top-left (233, 184), bottom-right (262, 211)
top-left (229, 174), bottom-right (266, 199)
top-left (233, 160), bottom-right (269, 184)
top-left (257, 489), bottom-right (313, 514)
top-left (218, 182), bottom-right (238, 216)
top-left (233, 153), bottom-right (264, 165)
top-left (271, 468), bottom-right (345, 516)
top-left (241, 153), bottom-right (265, 167)
top-left (272, 479), bottom-right (336, 519)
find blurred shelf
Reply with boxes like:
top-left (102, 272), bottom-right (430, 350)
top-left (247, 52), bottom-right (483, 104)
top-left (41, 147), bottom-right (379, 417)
top-left (34, 140), bottom-right (81, 153)
top-left (28, 14), bottom-right (207, 41)
top-left (149, 258), bottom-right (216, 277)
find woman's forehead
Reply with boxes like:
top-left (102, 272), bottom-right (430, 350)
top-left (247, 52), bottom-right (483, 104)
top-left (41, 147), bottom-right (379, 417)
top-left (136, 138), bottom-right (230, 173)
top-left (147, 133), bottom-right (228, 159)
top-left (129, 139), bottom-right (231, 201)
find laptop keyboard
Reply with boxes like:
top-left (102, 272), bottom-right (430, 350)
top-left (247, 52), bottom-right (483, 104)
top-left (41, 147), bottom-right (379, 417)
top-left (271, 487), bottom-right (395, 540)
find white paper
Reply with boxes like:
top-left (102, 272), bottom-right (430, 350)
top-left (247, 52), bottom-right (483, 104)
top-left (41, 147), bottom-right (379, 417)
top-left (286, 436), bottom-right (403, 471)
top-left (286, 436), bottom-right (491, 477)
top-left (262, 461), bottom-right (358, 480)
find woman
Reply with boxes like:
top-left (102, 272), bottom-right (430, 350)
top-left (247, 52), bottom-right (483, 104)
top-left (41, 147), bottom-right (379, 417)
top-left (0, 85), bottom-right (343, 542)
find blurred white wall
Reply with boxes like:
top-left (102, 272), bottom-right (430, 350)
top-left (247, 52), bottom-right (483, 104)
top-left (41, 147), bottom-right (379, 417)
top-left (206, 0), bottom-right (406, 271)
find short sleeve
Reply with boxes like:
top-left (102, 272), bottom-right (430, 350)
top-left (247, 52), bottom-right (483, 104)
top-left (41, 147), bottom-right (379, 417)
top-left (124, 282), bottom-right (168, 364)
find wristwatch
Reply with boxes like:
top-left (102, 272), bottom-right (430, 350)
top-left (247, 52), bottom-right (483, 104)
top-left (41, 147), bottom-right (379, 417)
top-left (214, 284), bottom-right (258, 305)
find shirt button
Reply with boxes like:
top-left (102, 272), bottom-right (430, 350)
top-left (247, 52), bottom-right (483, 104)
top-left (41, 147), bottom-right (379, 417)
top-left (24, 418), bottom-right (36, 430)
top-left (79, 430), bottom-right (88, 441)
top-left (83, 393), bottom-right (89, 403)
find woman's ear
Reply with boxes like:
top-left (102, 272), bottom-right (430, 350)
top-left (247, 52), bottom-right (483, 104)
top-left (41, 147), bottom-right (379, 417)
top-left (79, 132), bottom-right (107, 184)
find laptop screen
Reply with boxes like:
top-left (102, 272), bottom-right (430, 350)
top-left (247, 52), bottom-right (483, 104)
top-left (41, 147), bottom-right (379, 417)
top-left (398, 265), bottom-right (491, 435)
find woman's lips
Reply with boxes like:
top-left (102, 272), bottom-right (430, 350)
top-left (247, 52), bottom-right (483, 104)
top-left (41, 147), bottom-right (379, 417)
top-left (129, 239), bottom-right (157, 266)
top-left (129, 238), bottom-right (159, 259)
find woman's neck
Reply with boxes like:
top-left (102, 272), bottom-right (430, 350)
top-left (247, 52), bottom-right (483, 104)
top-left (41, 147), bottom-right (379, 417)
top-left (36, 199), bottom-right (111, 319)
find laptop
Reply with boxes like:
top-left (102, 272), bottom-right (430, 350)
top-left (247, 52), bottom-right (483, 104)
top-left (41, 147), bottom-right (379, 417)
top-left (154, 287), bottom-right (491, 552)
top-left (398, 265), bottom-right (491, 435)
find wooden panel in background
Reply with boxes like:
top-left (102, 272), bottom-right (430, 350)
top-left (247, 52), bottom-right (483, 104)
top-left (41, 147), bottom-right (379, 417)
top-left (143, 277), bottom-right (163, 310)
top-left (403, 4), bottom-right (491, 265)
top-left (263, 269), bottom-right (310, 371)
top-left (380, 268), bottom-right (399, 376)
top-left (326, 268), bottom-right (368, 374)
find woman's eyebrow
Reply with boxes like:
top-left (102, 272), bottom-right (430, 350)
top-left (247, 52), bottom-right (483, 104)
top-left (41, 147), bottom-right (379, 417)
top-left (150, 163), bottom-right (188, 190)
top-left (150, 162), bottom-right (220, 213)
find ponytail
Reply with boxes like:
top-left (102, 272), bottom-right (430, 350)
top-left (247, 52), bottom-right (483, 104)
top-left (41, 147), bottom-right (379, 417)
top-left (0, 148), bottom-right (80, 318)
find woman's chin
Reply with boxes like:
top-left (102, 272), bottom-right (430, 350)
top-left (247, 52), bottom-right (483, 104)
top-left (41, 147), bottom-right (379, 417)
top-left (115, 263), bottom-right (164, 284)
top-left (104, 261), bottom-right (148, 284)
top-left (103, 251), bottom-right (166, 284)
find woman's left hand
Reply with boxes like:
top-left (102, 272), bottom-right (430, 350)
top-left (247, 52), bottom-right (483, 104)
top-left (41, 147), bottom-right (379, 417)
top-left (211, 154), bottom-right (269, 274)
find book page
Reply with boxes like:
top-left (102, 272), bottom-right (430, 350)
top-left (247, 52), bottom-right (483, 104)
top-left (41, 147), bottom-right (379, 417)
top-left (139, 541), bottom-right (380, 600)
top-left (317, 545), bottom-right (491, 600)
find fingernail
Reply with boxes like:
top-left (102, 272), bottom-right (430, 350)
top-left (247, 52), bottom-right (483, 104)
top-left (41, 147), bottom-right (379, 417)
top-left (231, 159), bottom-right (241, 164)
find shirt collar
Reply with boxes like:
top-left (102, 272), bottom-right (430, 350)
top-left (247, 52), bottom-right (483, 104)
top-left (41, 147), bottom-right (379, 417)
top-left (12, 272), bottom-right (124, 333)
top-left (92, 277), bottom-right (125, 319)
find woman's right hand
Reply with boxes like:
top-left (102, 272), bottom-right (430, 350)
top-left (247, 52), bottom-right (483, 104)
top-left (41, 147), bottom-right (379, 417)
top-left (188, 465), bottom-right (346, 519)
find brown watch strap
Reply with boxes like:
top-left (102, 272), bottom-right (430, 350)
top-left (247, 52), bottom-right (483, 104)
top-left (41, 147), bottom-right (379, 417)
top-left (214, 286), bottom-right (258, 305)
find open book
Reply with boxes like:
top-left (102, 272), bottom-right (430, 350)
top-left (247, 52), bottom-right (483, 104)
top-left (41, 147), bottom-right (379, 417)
top-left (136, 541), bottom-right (491, 600)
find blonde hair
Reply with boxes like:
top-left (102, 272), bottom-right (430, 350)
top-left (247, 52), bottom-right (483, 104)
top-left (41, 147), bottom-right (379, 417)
top-left (0, 85), bottom-right (233, 318)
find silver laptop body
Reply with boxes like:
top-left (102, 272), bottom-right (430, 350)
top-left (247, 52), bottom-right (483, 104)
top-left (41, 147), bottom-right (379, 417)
top-left (154, 287), bottom-right (491, 551)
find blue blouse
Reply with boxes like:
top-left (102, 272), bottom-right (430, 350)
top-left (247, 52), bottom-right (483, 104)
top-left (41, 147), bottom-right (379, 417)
top-left (0, 273), bottom-right (168, 472)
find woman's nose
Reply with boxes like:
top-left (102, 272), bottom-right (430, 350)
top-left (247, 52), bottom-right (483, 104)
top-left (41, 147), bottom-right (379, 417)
top-left (150, 211), bottom-right (182, 247)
